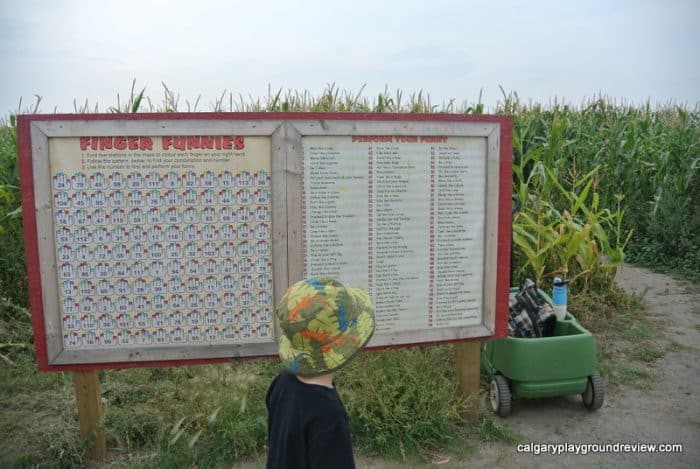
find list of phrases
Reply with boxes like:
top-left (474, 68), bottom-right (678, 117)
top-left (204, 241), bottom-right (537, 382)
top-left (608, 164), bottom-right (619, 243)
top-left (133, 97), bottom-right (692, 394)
top-left (303, 136), bottom-right (486, 333)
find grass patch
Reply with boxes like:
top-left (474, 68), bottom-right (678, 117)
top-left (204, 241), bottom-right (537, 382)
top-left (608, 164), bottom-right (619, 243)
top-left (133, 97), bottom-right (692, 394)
top-left (0, 356), bottom-right (281, 468)
top-left (615, 365), bottom-right (652, 383)
top-left (666, 340), bottom-right (689, 352)
top-left (597, 353), bottom-right (653, 390)
top-left (472, 417), bottom-right (519, 444)
top-left (341, 345), bottom-right (473, 463)
top-left (1, 344), bottom-right (476, 467)
top-left (572, 285), bottom-right (664, 390)
top-left (624, 323), bottom-right (655, 341)
top-left (631, 345), bottom-right (665, 363)
top-left (0, 353), bottom-right (85, 467)
top-left (568, 285), bottom-right (643, 334)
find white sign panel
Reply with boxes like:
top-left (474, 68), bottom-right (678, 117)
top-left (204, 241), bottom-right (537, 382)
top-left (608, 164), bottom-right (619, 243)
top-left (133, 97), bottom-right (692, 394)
top-left (49, 136), bottom-right (274, 350)
top-left (302, 135), bottom-right (486, 334)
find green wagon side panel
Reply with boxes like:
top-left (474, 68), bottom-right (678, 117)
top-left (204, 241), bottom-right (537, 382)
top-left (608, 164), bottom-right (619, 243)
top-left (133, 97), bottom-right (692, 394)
top-left (482, 314), bottom-right (597, 383)
top-left (510, 377), bottom-right (588, 398)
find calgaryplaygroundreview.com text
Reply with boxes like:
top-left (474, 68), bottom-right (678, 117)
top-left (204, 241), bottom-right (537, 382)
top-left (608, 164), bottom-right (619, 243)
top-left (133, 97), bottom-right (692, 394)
top-left (517, 442), bottom-right (684, 456)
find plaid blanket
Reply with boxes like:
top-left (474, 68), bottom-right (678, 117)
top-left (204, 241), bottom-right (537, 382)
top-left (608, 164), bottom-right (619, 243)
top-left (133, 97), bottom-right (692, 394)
top-left (508, 279), bottom-right (557, 338)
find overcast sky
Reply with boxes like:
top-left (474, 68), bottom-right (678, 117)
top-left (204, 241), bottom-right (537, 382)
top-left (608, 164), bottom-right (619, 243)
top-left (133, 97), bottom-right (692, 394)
top-left (1, 0), bottom-right (698, 115)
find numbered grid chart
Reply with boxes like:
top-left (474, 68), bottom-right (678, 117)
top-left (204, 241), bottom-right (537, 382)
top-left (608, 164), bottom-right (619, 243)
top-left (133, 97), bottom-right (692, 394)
top-left (52, 168), bottom-right (274, 349)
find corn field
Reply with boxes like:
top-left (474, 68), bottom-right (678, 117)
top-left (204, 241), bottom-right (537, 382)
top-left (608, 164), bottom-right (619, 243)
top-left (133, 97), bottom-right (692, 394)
top-left (505, 96), bottom-right (699, 285)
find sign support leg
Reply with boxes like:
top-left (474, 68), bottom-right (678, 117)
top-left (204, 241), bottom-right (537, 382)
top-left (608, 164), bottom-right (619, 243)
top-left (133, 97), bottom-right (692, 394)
top-left (456, 341), bottom-right (481, 422)
top-left (72, 370), bottom-right (107, 460)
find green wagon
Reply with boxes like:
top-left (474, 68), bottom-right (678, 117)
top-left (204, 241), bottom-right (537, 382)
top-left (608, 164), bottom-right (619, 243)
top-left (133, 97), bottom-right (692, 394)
top-left (481, 291), bottom-right (604, 417)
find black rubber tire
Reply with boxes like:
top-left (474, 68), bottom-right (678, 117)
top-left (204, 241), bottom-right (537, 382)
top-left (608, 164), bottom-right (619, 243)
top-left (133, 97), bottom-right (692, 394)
top-left (582, 372), bottom-right (604, 411)
top-left (489, 375), bottom-right (512, 417)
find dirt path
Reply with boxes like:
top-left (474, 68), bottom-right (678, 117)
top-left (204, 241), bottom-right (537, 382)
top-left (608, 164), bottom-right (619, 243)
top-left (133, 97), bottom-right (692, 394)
top-left (459, 264), bottom-right (700, 468)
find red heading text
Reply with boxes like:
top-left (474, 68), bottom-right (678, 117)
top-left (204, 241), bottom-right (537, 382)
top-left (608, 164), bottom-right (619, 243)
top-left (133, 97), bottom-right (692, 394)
top-left (351, 135), bottom-right (448, 144)
top-left (79, 136), bottom-right (246, 152)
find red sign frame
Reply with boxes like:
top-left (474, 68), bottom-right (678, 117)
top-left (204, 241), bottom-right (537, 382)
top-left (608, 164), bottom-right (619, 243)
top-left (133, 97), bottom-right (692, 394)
top-left (18, 112), bottom-right (512, 371)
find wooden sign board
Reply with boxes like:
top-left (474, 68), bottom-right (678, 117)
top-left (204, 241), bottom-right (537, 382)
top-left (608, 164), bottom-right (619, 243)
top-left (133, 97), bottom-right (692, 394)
top-left (18, 113), bottom-right (511, 371)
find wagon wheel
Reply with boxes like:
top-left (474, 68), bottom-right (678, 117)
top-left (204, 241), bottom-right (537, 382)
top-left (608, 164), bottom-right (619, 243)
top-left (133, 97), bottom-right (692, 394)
top-left (582, 372), bottom-right (604, 411)
top-left (489, 375), bottom-right (512, 417)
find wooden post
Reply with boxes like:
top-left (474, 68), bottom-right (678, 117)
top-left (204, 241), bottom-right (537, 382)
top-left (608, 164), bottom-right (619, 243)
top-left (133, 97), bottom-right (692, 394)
top-left (72, 371), bottom-right (107, 460)
top-left (456, 341), bottom-right (481, 423)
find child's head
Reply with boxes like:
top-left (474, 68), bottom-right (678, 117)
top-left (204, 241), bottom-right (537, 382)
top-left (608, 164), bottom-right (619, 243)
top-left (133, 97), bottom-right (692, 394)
top-left (275, 277), bottom-right (375, 377)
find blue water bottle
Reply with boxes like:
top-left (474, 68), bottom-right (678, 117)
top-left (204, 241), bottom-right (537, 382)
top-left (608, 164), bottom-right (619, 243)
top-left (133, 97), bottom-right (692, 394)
top-left (552, 277), bottom-right (569, 321)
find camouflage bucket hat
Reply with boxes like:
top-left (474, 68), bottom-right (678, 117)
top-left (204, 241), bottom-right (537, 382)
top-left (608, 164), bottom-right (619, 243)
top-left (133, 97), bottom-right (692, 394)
top-left (276, 277), bottom-right (375, 377)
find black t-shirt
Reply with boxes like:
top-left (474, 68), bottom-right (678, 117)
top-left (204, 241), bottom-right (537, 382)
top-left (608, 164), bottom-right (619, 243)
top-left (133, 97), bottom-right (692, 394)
top-left (266, 370), bottom-right (355, 469)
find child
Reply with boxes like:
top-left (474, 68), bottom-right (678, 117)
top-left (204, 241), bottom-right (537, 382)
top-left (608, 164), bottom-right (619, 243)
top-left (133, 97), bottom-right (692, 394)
top-left (266, 277), bottom-right (375, 469)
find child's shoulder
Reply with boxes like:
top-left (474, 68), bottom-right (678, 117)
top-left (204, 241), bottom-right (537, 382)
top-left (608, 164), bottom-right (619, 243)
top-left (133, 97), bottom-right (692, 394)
top-left (269, 369), bottom-right (293, 387)
top-left (269, 371), bottom-right (338, 399)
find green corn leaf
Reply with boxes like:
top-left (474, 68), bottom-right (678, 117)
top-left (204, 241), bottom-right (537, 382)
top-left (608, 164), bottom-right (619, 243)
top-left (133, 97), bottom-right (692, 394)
top-left (544, 165), bottom-right (574, 204)
top-left (564, 224), bottom-right (592, 263)
top-left (572, 166), bottom-right (599, 189)
top-left (131, 87), bottom-right (145, 113)
top-left (511, 236), bottom-right (535, 262)
top-left (571, 177), bottom-right (594, 217)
